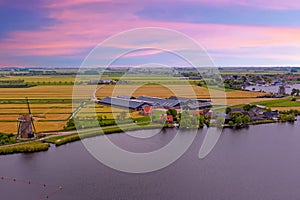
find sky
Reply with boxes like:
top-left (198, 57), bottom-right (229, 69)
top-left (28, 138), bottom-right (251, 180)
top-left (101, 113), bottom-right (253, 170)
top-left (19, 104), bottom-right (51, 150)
top-left (1, 0), bottom-right (300, 67)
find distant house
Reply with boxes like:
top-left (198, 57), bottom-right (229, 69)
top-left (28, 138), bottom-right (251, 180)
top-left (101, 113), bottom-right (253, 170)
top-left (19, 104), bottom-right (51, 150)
top-left (88, 79), bottom-right (116, 85)
top-left (256, 105), bottom-right (266, 110)
top-left (231, 108), bottom-right (244, 113)
top-left (244, 106), bottom-right (266, 121)
top-left (263, 111), bottom-right (279, 120)
top-left (141, 105), bottom-right (153, 116)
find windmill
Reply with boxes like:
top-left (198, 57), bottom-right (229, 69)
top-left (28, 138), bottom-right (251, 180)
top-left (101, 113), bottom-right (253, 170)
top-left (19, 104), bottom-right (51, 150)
top-left (16, 97), bottom-right (37, 139)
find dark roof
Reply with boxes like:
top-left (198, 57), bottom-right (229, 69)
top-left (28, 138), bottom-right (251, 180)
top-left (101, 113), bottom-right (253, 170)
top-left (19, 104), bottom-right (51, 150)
top-left (137, 96), bottom-right (166, 104)
top-left (100, 95), bottom-right (212, 109)
top-left (116, 95), bottom-right (136, 99)
top-left (263, 111), bottom-right (279, 119)
top-left (168, 96), bottom-right (191, 103)
top-left (231, 108), bottom-right (244, 113)
top-left (186, 102), bottom-right (212, 109)
top-left (137, 96), bottom-right (180, 107)
top-left (99, 97), bottom-right (150, 109)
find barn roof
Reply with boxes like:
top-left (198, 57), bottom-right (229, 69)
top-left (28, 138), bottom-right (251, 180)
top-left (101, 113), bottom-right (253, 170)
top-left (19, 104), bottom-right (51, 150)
top-left (99, 96), bottom-right (212, 109)
top-left (99, 97), bottom-right (150, 109)
top-left (137, 96), bottom-right (181, 107)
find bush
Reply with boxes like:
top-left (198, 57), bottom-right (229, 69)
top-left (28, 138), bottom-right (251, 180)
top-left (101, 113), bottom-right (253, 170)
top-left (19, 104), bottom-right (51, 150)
top-left (0, 133), bottom-right (15, 145)
top-left (0, 142), bottom-right (49, 155)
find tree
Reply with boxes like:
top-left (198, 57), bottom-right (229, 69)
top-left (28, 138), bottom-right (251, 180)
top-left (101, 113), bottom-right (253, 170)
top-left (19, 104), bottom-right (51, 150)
top-left (179, 111), bottom-right (193, 128)
top-left (199, 115), bottom-right (205, 127)
top-left (228, 121), bottom-right (234, 126)
top-left (231, 112), bottom-right (243, 122)
top-left (235, 116), bottom-right (243, 126)
top-left (243, 104), bottom-right (252, 111)
top-left (225, 107), bottom-right (231, 114)
top-left (243, 115), bottom-right (250, 124)
top-left (166, 109), bottom-right (177, 118)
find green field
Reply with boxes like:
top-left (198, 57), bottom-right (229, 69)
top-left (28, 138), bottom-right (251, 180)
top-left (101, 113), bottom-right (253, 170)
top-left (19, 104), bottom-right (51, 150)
top-left (253, 97), bottom-right (300, 107)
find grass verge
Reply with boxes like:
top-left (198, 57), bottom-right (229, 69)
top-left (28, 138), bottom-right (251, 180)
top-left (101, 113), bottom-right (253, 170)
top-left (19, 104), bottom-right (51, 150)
top-left (46, 124), bottom-right (161, 146)
top-left (0, 142), bottom-right (49, 155)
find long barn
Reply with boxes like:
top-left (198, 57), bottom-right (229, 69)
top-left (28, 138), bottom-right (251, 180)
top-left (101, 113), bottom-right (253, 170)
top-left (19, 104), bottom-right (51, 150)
top-left (98, 96), bottom-right (212, 110)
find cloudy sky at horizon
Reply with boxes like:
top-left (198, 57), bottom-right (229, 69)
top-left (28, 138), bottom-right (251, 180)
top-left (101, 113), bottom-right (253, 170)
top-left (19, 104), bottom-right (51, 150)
top-left (1, 0), bottom-right (300, 67)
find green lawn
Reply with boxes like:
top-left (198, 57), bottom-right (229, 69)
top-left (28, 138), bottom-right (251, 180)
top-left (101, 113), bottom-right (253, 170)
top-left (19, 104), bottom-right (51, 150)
top-left (253, 97), bottom-right (300, 107)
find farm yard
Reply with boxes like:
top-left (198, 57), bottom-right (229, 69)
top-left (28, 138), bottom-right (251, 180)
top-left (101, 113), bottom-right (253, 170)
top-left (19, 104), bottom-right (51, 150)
top-left (0, 75), bottom-right (278, 134)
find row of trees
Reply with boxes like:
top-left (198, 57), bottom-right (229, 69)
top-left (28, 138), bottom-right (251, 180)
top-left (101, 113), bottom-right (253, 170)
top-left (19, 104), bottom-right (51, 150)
top-left (279, 113), bottom-right (296, 122)
top-left (228, 113), bottom-right (250, 127)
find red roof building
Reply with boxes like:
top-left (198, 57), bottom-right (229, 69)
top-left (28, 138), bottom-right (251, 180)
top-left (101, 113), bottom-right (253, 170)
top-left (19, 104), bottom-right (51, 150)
top-left (142, 106), bottom-right (153, 115)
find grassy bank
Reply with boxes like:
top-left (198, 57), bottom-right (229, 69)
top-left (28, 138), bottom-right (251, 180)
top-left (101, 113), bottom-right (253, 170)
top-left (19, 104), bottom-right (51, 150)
top-left (0, 142), bottom-right (49, 155)
top-left (45, 124), bottom-right (162, 146)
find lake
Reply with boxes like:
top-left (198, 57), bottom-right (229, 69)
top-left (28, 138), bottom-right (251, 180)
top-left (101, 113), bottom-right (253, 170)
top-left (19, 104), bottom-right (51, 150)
top-left (1, 120), bottom-right (300, 200)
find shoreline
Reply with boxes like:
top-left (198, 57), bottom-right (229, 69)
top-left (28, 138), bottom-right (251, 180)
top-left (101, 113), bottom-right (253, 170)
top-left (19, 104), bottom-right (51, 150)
top-left (0, 123), bottom-right (162, 155)
top-left (0, 118), bottom-right (298, 155)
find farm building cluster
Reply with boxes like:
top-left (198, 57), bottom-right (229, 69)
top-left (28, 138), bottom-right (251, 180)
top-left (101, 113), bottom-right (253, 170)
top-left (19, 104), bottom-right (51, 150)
top-left (223, 105), bottom-right (279, 124)
top-left (98, 95), bottom-right (212, 115)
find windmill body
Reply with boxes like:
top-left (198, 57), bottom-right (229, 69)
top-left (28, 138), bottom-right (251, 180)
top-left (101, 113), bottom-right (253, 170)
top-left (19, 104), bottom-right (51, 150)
top-left (17, 98), bottom-right (36, 139)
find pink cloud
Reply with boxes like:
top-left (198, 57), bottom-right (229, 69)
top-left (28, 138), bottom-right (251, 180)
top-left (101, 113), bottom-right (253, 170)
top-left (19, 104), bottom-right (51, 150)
top-left (43, 0), bottom-right (300, 10)
top-left (1, 0), bottom-right (300, 65)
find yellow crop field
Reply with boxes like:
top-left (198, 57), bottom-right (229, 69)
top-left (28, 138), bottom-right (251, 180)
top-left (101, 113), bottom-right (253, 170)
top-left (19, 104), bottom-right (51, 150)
top-left (0, 120), bottom-right (67, 134)
top-left (95, 85), bottom-right (265, 105)
top-left (80, 106), bottom-right (128, 113)
top-left (95, 85), bottom-right (211, 98)
top-left (0, 122), bottom-right (18, 133)
top-left (270, 107), bottom-right (300, 111)
top-left (34, 114), bottom-right (70, 121)
top-left (34, 122), bottom-right (67, 133)
top-left (0, 103), bottom-right (74, 109)
top-left (221, 98), bottom-right (268, 106)
top-left (0, 85), bottom-right (89, 99)
top-left (76, 112), bottom-right (125, 119)
top-left (0, 108), bottom-right (73, 114)
top-left (0, 115), bottom-right (19, 121)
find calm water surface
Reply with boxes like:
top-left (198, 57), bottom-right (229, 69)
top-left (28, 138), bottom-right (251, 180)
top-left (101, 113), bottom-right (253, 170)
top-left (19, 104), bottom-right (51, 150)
top-left (1, 121), bottom-right (300, 200)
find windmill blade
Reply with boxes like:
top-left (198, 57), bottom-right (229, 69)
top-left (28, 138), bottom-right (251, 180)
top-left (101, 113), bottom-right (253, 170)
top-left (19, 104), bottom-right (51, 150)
top-left (31, 118), bottom-right (37, 135)
top-left (26, 97), bottom-right (32, 115)
top-left (16, 121), bottom-right (21, 139)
